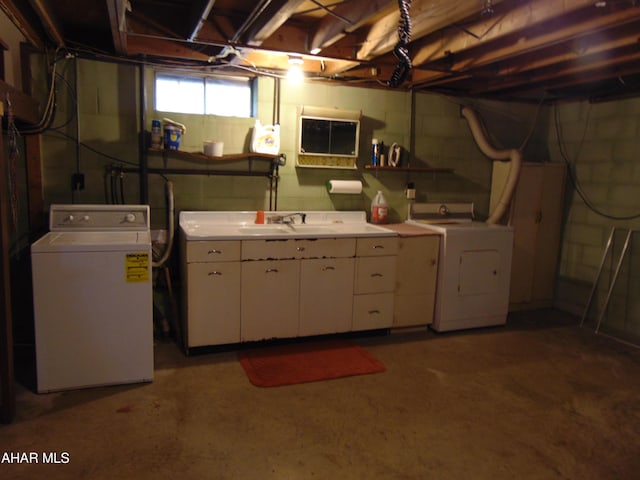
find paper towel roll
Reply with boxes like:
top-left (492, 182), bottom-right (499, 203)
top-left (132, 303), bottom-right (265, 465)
top-left (327, 180), bottom-right (363, 194)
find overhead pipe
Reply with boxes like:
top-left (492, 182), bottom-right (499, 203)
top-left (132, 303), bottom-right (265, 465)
top-left (461, 106), bottom-right (522, 225)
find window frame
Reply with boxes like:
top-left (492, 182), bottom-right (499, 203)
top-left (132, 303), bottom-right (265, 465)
top-left (153, 70), bottom-right (256, 118)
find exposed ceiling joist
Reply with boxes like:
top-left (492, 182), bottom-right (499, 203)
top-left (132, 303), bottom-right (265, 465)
top-left (4, 0), bottom-right (640, 102)
top-left (28, 0), bottom-right (64, 47)
top-left (356, 0), bottom-right (507, 60)
top-left (185, 0), bottom-right (216, 42)
top-left (309, 0), bottom-right (395, 54)
top-left (106, 0), bottom-right (128, 54)
top-left (410, 4), bottom-right (640, 88)
top-left (0, 0), bottom-right (44, 49)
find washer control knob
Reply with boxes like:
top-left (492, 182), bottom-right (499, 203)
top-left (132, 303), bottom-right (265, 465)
top-left (82, 215), bottom-right (90, 222)
top-left (125, 213), bottom-right (136, 223)
top-left (66, 215), bottom-right (75, 222)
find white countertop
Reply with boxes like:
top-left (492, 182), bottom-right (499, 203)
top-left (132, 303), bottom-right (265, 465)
top-left (180, 211), bottom-right (398, 240)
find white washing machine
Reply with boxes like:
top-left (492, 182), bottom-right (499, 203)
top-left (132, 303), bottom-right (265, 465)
top-left (407, 203), bottom-right (513, 332)
top-left (31, 204), bottom-right (153, 393)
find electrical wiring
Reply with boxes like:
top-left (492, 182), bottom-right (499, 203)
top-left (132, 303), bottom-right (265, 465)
top-left (44, 130), bottom-right (140, 167)
top-left (388, 0), bottom-right (413, 88)
top-left (17, 48), bottom-right (69, 135)
top-left (554, 103), bottom-right (640, 221)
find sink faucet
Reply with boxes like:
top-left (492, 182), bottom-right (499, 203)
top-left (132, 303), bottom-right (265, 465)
top-left (267, 212), bottom-right (307, 224)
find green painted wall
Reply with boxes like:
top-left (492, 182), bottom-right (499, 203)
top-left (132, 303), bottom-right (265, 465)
top-left (42, 58), bottom-right (550, 226)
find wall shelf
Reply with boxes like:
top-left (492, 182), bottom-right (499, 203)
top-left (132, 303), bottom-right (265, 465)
top-left (146, 148), bottom-right (280, 176)
top-left (364, 165), bottom-right (454, 173)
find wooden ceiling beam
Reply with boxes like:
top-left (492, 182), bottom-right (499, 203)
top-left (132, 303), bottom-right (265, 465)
top-left (185, 0), bottom-right (217, 42)
top-left (126, 36), bottom-right (213, 61)
top-left (356, 0), bottom-right (507, 60)
top-left (475, 47), bottom-right (640, 96)
top-left (28, 0), bottom-right (64, 47)
top-left (241, 0), bottom-right (306, 47)
top-left (410, 4), bottom-right (640, 87)
top-left (0, 0), bottom-right (44, 49)
top-left (106, 0), bottom-right (128, 54)
top-left (309, 0), bottom-right (395, 54)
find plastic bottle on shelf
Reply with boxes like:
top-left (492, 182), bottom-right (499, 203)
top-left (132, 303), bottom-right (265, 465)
top-left (371, 138), bottom-right (380, 166)
top-left (371, 190), bottom-right (389, 224)
top-left (150, 119), bottom-right (162, 149)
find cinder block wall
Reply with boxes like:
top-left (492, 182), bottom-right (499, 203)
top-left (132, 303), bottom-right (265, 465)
top-left (550, 100), bottom-right (640, 338)
top-left (41, 58), bottom-right (551, 226)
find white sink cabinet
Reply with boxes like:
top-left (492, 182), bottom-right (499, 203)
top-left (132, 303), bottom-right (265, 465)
top-left (181, 240), bottom-right (242, 348)
top-left (179, 211), bottom-right (400, 350)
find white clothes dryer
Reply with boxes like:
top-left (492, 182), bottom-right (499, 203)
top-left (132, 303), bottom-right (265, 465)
top-left (407, 203), bottom-right (513, 332)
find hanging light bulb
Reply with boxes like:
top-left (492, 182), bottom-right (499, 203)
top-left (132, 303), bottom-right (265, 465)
top-left (287, 56), bottom-right (304, 85)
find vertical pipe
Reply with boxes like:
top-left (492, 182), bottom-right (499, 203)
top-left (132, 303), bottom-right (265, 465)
top-left (73, 58), bottom-right (81, 203)
top-left (139, 64), bottom-right (148, 204)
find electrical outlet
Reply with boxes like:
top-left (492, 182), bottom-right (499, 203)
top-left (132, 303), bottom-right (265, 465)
top-left (72, 173), bottom-right (85, 191)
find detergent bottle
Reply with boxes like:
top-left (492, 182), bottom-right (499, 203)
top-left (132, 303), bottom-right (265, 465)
top-left (371, 190), bottom-right (389, 224)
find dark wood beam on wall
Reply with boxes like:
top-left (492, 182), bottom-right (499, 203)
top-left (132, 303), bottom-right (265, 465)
top-left (28, 0), bottom-right (65, 47)
top-left (0, 106), bottom-right (15, 424)
top-left (0, 0), bottom-right (44, 49)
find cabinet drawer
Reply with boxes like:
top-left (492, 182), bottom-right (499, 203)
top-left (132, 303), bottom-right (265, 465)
top-left (356, 236), bottom-right (398, 257)
top-left (355, 256), bottom-right (397, 294)
top-left (242, 237), bottom-right (356, 260)
top-left (353, 293), bottom-right (394, 330)
top-left (187, 241), bottom-right (241, 263)
top-left (296, 237), bottom-right (356, 259)
top-left (242, 239), bottom-right (299, 260)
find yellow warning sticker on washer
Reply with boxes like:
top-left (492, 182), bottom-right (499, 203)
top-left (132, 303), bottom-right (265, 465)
top-left (125, 252), bottom-right (149, 282)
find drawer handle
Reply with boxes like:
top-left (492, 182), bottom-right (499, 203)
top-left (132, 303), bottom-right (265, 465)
top-left (297, 246), bottom-right (305, 251)
top-left (371, 273), bottom-right (383, 278)
top-left (322, 266), bottom-right (335, 271)
top-left (208, 271), bottom-right (222, 276)
top-left (368, 310), bottom-right (381, 315)
top-left (373, 245), bottom-right (385, 249)
top-left (265, 268), bottom-right (279, 273)
top-left (208, 249), bottom-right (222, 255)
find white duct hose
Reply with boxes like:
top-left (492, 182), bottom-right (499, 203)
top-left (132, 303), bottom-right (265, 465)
top-left (152, 181), bottom-right (175, 268)
top-left (461, 106), bottom-right (522, 225)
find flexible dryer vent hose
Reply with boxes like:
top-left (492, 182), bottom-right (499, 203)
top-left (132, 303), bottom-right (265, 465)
top-left (152, 180), bottom-right (175, 268)
top-left (461, 106), bottom-right (522, 225)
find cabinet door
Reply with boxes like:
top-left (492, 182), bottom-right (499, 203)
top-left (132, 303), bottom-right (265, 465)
top-left (507, 163), bottom-right (567, 306)
top-left (187, 262), bottom-right (241, 346)
top-left (395, 236), bottom-right (439, 295)
top-left (299, 258), bottom-right (355, 336)
top-left (531, 164), bottom-right (566, 302)
top-left (241, 260), bottom-right (300, 341)
top-left (393, 236), bottom-right (439, 327)
top-left (509, 165), bottom-right (544, 303)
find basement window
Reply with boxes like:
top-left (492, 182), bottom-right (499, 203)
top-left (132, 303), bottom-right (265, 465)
top-left (154, 72), bottom-right (254, 117)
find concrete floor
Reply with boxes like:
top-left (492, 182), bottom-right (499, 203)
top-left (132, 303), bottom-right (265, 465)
top-left (2, 309), bottom-right (639, 479)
